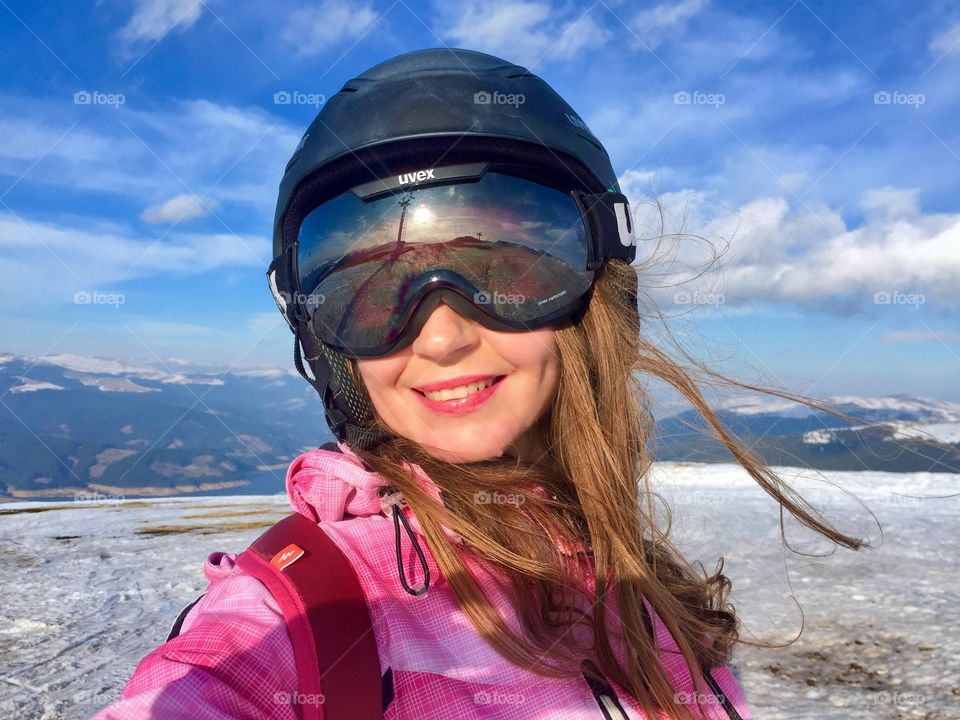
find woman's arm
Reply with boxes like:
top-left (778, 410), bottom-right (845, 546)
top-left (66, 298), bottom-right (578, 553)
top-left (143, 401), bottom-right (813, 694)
top-left (89, 565), bottom-right (302, 720)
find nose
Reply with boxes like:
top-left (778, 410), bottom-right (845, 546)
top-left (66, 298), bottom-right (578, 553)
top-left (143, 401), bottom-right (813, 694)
top-left (410, 301), bottom-right (481, 361)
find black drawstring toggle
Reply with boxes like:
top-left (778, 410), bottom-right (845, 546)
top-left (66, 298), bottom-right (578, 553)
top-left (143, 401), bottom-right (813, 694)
top-left (379, 487), bottom-right (430, 597)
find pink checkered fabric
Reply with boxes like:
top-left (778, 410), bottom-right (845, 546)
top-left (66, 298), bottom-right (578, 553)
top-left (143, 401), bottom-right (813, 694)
top-left (90, 442), bottom-right (752, 719)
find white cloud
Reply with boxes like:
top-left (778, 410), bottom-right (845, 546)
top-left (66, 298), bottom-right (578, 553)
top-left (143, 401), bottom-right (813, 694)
top-left (930, 21), bottom-right (960, 56)
top-left (618, 168), bottom-right (659, 194)
top-left (0, 95), bottom-right (300, 210)
top-left (629, 0), bottom-right (709, 50)
top-left (141, 193), bottom-right (220, 224)
top-left (776, 172), bottom-right (809, 194)
top-left (281, 0), bottom-right (379, 56)
top-left (859, 186), bottom-right (920, 222)
top-left (439, 1), bottom-right (550, 61)
top-left (620, 177), bottom-right (960, 307)
top-left (549, 12), bottom-right (614, 60)
top-left (436, 1), bottom-right (610, 67)
top-left (119, 0), bottom-right (204, 43)
top-left (0, 213), bottom-right (269, 308)
top-left (0, 117), bottom-right (111, 162)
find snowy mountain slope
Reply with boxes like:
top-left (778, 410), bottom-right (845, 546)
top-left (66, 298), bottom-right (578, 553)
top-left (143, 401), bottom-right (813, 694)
top-left (0, 464), bottom-right (955, 719)
top-left (719, 393), bottom-right (960, 423)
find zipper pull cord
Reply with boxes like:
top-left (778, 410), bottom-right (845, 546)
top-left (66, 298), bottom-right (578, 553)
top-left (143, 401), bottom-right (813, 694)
top-left (639, 602), bottom-right (741, 720)
top-left (380, 487), bottom-right (430, 597)
top-left (701, 663), bottom-right (743, 720)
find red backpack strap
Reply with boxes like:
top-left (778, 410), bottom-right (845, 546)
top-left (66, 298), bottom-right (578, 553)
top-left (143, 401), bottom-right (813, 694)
top-left (236, 513), bottom-right (382, 720)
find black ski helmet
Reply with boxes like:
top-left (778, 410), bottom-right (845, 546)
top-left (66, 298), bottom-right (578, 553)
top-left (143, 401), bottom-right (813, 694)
top-left (269, 47), bottom-right (638, 450)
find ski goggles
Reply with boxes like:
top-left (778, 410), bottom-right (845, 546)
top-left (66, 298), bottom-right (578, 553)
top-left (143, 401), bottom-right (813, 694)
top-left (269, 162), bottom-right (636, 358)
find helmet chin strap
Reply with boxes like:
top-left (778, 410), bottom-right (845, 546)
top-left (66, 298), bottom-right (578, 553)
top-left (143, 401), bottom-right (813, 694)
top-left (291, 321), bottom-right (392, 452)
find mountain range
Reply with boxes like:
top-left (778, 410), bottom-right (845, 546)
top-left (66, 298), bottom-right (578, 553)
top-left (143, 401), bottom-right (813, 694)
top-left (0, 352), bottom-right (327, 499)
top-left (656, 393), bottom-right (960, 473)
top-left (1, 351), bottom-right (958, 499)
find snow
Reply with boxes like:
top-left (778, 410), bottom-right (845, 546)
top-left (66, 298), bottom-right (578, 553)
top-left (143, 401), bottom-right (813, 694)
top-left (229, 368), bottom-right (296, 379)
top-left (719, 395), bottom-right (802, 416)
top-left (802, 429), bottom-right (834, 445)
top-left (719, 393), bottom-right (960, 423)
top-left (803, 421), bottom-right (960, 446)
top-left (26, 353), bottom-right (224, 387)
top-left (1, 465), bottom-right (957, 720)
top-left (8, 378), bottom-right (65, 393)
top-left (34, 353), bottom-right (162, 376)
top-left (891, 421), bottom-right (960, 445)
top-left (65, 372), bottom-right (159, 393)
top-left (825, 395), bottom-right (960, 422)
top-left (10, 352), bottom-right (285, 387)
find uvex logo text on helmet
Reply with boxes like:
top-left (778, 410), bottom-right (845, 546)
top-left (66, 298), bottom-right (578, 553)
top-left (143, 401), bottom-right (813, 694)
top-left (398, 169), bottom-right (435, 185)
top-left (564, 112), bottom-right (597, 138)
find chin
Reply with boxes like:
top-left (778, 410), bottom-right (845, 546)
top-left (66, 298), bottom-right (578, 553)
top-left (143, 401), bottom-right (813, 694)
top-left (417, 436), bottom-right (511, 464)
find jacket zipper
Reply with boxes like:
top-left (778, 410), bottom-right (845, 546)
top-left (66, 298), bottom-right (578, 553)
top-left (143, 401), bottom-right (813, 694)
top-left (583, 660), bottom-right (629, 720)
top-left (594, 690), bottom-right (629, 720)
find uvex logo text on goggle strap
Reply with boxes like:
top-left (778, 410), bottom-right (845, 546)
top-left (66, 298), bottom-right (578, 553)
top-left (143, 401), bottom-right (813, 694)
top-left (398, 168), bottom-right (435, 185)
top-left (614, 201), bottom-right (635, 247)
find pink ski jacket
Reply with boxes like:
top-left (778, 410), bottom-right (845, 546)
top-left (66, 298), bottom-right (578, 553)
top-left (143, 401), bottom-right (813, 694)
top-left (91, 442), bottom-right (752, 719)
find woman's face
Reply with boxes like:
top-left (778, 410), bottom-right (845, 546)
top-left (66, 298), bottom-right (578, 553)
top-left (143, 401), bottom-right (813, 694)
top-left (356, 301), bottom-right (559, 463)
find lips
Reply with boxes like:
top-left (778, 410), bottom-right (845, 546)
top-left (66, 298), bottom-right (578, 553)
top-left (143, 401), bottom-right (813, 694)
top-left (413, 374), bottom-right (503, 393)
top-left (411, 374), bottom-right (506, 415)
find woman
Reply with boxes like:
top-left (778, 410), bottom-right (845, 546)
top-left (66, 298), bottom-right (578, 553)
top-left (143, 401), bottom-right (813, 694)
top-left (92, 47), bottom-right (861, 719)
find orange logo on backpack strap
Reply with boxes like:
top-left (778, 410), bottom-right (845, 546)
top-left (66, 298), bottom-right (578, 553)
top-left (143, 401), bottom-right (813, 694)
top-left (271, 543), bottom-right (305, 571)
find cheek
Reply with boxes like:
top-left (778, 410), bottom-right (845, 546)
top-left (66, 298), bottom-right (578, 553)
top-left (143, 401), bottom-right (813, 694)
top-left (356, 357), bottom-right (404, 405)
top-left (498, 328), bottom-right (558, 378)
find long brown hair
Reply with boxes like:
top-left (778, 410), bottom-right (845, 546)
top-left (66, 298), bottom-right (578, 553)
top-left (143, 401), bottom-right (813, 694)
top-left (347, 258), bottom-right (865, 719)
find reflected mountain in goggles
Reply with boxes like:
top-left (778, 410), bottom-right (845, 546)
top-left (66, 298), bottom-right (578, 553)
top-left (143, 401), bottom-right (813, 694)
top-left (296, 170), bottom-right (596, 356)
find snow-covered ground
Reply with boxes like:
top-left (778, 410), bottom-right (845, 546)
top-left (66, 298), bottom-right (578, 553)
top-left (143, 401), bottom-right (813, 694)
top-left (1, 464), bottom-right (956, 720)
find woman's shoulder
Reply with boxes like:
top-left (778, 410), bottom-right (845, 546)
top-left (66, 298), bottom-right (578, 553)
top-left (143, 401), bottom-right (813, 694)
top-left (89, 549), bottom-right (299, 720)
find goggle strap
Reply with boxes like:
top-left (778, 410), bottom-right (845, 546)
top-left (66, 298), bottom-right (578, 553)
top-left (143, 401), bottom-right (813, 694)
top-left (292, 331), bottom-right (321, 388)
top-left (281, 247), bottom-right (393, 451)
top-left (266, 248), bottom-right (298, 333)
top-left (572, 190), bottom-right (637, 268)
top-left (296, 315), bottom-right (325, 361)
top-left (293, 330), bottom-right (358, 444)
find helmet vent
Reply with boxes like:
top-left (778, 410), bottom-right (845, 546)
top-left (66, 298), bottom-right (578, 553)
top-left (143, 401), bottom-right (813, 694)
top-left (577, 133), bottom-right (604, 153)
top-left (505, 72), bottom-right (536, 79)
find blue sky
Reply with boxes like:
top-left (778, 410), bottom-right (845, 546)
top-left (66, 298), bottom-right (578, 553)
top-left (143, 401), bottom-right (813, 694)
top-left (1, 0), bottom-right (958, 400)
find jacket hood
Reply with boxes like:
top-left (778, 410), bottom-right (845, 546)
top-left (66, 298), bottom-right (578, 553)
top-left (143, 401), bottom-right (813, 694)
top-left (285, 441), bottom-right (590, 557)
top-left (285, 440), bottom-right (462, 543)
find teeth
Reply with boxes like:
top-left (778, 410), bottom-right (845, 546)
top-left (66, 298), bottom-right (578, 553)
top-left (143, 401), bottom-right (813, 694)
top-left (423, 377), bottom-right (497, 401)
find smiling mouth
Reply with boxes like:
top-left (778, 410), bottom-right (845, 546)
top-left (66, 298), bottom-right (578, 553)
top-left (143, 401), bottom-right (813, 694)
top-left (413, 375), bottom-right (506, 402)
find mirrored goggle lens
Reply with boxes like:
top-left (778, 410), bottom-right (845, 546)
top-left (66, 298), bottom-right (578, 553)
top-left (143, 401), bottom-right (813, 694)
top-left (296, 171), bottom-right (593, 354)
